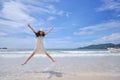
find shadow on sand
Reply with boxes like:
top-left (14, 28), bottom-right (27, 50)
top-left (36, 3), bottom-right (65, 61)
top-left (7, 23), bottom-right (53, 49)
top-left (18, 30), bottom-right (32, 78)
top-left (41, 70), bottom-right (63, 79)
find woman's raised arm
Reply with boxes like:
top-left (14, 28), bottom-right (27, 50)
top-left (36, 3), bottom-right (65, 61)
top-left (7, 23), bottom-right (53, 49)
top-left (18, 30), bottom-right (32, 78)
top-left (27, 24), bottom-right (36, 34)
top-left (45, 27), bottom-right (54, 35)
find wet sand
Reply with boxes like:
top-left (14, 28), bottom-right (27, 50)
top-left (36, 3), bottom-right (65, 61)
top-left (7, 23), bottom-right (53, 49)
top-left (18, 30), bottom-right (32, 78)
top-left (0, 56), bottom-right (120, 80)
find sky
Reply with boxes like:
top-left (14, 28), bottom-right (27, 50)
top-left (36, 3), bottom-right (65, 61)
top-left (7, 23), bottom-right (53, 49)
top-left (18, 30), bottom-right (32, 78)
top-left (0, 0), bottom-right (120, 49)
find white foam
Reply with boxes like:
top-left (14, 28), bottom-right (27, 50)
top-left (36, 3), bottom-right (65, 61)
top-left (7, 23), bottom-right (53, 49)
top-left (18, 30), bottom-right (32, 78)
top-left (61, 50), bottom-right (110, 54)
top-left (0, 53), bottom-right (120, 58)
top-left (0, 50), bottom-right (120, 58)
top-left (0, 51), bottom-right (32, 54)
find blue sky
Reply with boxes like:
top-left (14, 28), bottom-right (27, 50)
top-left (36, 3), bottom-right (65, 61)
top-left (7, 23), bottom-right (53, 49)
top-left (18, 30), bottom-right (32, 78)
top-left (0, 0), bottom-right (120, 49)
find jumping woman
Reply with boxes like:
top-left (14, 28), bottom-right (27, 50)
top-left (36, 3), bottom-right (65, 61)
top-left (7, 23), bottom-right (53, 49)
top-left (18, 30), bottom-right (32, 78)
top-left (22, 24), bottom-right (55, 65)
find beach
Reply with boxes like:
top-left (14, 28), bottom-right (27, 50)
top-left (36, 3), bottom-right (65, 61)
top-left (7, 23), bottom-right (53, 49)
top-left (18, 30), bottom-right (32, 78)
top-left (0, 49), bottom-right (120, 80)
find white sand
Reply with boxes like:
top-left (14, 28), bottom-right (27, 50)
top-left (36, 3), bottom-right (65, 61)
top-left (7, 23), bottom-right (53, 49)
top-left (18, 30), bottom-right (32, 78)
top-left (0, 56), bottom-right (120, 80)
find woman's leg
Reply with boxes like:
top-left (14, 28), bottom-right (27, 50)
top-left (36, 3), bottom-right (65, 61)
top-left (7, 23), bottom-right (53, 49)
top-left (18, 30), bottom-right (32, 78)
top-left (22, 51), bottom-right (36, 65)
top-left (45, 52), bottom-right (55, 62)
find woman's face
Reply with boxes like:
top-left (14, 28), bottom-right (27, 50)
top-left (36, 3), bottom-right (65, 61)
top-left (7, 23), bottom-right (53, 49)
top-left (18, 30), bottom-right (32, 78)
top-left (40, 31), bottom-right (44, 35)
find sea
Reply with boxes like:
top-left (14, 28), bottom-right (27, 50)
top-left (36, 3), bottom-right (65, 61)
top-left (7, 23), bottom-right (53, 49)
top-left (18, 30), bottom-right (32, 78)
top-left (0, 49), bottom-right (120, 58)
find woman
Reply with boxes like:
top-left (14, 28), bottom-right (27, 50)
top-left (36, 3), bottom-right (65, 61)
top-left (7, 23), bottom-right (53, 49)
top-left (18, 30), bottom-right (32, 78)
top-left (22, 24), bottom-right (55, 65)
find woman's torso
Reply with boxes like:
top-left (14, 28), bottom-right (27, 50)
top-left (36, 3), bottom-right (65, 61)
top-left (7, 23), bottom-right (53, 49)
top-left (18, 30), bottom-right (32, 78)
top-left (35, 36), bottom-right (46, 53)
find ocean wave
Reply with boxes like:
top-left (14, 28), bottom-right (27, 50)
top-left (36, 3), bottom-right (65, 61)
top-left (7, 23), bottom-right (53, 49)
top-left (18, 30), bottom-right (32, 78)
top-left (0, 53), bottom-right (120, 58)
top-left (60, 51), bottom-right (110, 54)
top-left (0, 51), bottom-right (32, 54)
top-left (0, 50), bottom-right (120, 58)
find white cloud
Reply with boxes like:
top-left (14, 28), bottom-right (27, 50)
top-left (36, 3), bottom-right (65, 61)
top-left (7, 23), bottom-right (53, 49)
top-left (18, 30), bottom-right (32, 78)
top-left (44, 37), bottom-right (73, 48)
top-left (0, 0), bottom-right (38, 29)
top-left (0, 0), bottom-right (71, 49)
top-left (65, 12), bottom-right (72, 18)
top-left (0, 32), bottom-right (7, 36)
top-left (0, 1), bottom-right (35, 23)
top-left (19, 0), bottom-right (69, 17)
top-left (0, 36), bottom-right (73, 49)
top-left (47, 0), bottom-right (60, 2)
top-left (47, 16), bottom-right (56, 21)
top-left (98, 0), bottom-right (120, 11)
top-left (74, 31), bottom-right (94, 35)
top-left (34, 0), bottom-right (60, 3)
top-left (97, 0), bottom-right (120, 16)
top-left (0, 37), bottom-right (35, 49)
top-left (30, 4), bottom-right (68, 16)
top-left (91, 33), bottom-right (120, 45)
top-left (0, 19), bottom-right (24, 27)
top-left (74, 20), bottom-right (120, 35)
top-left (0, 0), bottom-right (69, 28)
top-left (73, 33), bottom-right (120, 47)
top-left (0, 0), bottom-right (69, 35)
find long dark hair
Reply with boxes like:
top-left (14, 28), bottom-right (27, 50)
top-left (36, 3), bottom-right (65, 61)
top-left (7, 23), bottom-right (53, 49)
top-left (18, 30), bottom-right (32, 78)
top-left (35, 31), bottom-right (45, 37)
